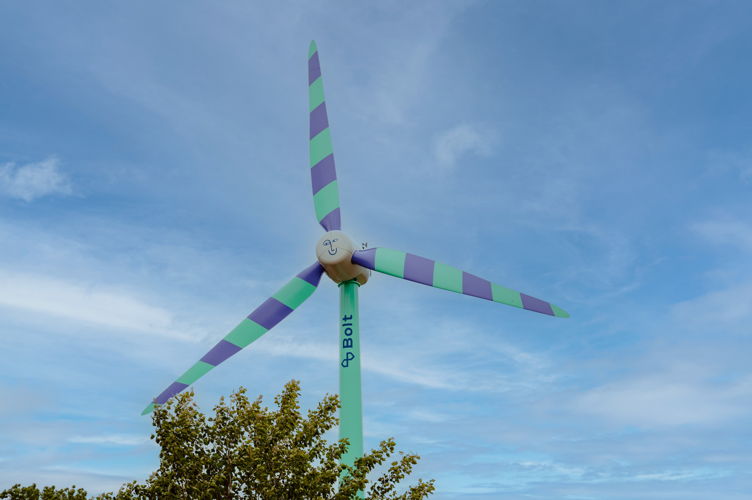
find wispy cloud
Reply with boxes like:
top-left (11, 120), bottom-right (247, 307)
top-left (692, 218), bottom-right (752, 251)
top-left (0, 157), bottom-right (72, 201)
top-left (573, 372), bottom-right (751, 426)
top-left (433, 123), bottom-right (495, 169)
top-left (340, 3), bottom-right (472, 127)
top-left (251, 312), bottom-right (555, 394)
top-left (0, 270), bottom-right (200, 341)
top-left (253, 336), bottom-right (465, 390)
top-left (3, 3), bottom-right (752, 498)
top-left (69, 434), bottom-right (148, 446)
top-left (406, 409), bottom-right (450, 423)
top-left (671, 280), bottom-right (752, 334)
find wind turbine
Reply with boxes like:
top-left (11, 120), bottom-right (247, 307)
top-left (142, 41), bottom-right (569, 471)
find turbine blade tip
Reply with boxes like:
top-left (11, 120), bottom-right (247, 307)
top-left (141, 402), bottom-right (156, 416)
top-left (308, 40), bottom-right (318, 57)
top-left (551, 304), bottom-right (570, 318)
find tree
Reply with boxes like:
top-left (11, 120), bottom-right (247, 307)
top-left (0, 484), bottom-right (89, 500)
top-left (2, 381), bottom-right (435, 499)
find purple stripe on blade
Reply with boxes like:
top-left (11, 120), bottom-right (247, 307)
top-left (155, 381), bottom-right (189, 405)
top-left (352, 248), bottom-right (376, 270)
top-left (462, 272), bottom-right (493, 300)
top-left (404, 254), bottom-right (434, 285)
top-left (308, 51), bottom-right (321, 84)
top-left (200, 340), bottom-right (242, 366)
top-left (248, 297), bottom-right (294, 330)
top-left (297, 262), bottom-right (324, 286)
top-left (310, 154), bottom-right (337, 194)
top-left (309, 102), bottom-right (329, 139)
top-left (319, 207), bottom-right (341, 231)
top-left (521, 293), bottom-right (554, 315)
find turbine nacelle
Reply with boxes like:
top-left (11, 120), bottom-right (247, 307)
top-left (316, 230), bottom-right (369, 285)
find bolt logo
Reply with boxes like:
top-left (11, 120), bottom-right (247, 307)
top-left (341, 314), bottom-right (355, 367)
top-left (323, 238), bottom-right (339, 256)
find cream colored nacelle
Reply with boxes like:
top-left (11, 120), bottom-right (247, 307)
top-left (315, 231), bottom-right (369, 285)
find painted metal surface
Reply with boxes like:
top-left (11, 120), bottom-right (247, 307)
top-left (338, 280), bottom-right (363, 480)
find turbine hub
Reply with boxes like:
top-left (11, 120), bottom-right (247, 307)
top-left (316, 230), bottom-right (369, 285)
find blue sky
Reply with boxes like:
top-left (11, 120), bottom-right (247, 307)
top-left (1, 1), bottom-right (751, 498)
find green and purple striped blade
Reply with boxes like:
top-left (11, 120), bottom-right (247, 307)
top-left (141, 262), bottom-right (325, 415)
top-left (352, 248), bottom-right (569, 318)
top-left (308, 40), bottom-right (341, 232)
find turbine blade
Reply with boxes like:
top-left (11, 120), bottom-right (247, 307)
top-left (141, 262), bottom-right (325, 415)
top-left (352, 248), bottom-right (569, 318)
top-left (308, 40), bottom-right (342, 231)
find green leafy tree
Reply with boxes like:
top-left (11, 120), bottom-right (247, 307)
top-left (0, 484), bottom-right (89, 500)
top-left (2, 381), bottom-right (435, 500)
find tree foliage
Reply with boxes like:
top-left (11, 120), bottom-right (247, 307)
top-left (1, 381), bottom-right (434, 499)
top-left (0, 484), bottom-right (89, 500)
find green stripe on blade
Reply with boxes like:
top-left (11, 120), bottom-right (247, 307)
top-left (309, 77), bottom-right (325, 112)
top-left (551, 304), bottom-right (570, 318)
top-left (141, 402), bottom-right (155, 415)
top-left (433, 261), bottom-right (462, 292)
top-left (491, 283), bottom-right (523, 308)
top-left (176, 361), bottom-right (214, 385)
top-left (314, 180), bottom-right (339, 222)
top-left (273, 277), bottom-right (317, 309)
top-left (224, 319), bottom-right (268, 348)
top-left (310, 128), bottom-right (334, 166)
top-left (375, 248), bottom-right (406, 278)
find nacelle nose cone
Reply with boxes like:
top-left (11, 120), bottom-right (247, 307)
top-left (316, 231), bottom-right (369, 285)
top-left (316, 230), bottom-right (354, 266)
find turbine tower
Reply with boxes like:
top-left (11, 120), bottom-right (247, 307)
top-left (143, 41), bottom-right (569, 474)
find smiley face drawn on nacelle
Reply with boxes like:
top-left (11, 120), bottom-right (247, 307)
top-left (316, 230), bottom-right (355, 267)
top-left (322, 238), bottom-right (339, 256)
top-left (315, 230), bottom-right (368, 284)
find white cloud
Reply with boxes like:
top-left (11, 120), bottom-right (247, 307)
top-left (573, 373), bottom-right (751, 426)
top-left (692, 218), bottom-right (752, 251)
top-left (251, 317), bottom-right (554, 394)
top-left (339, 3), bottom-right (471, 127)
top-left (671, 281), bottom-right (752, 334)
top-left (0, 383), bottom-right (49, 417)
top-left (0, 157), bottom-right (72, 201)
top-left (254, 336), bottom-right (463, 390)
top-left (69, 434), bottom-right (149, 446)
top-left (0, 270), bottom-right (200, 341)
top-left (406, 409), bottom-right (449, 423)
top-left (624, 469), bottom-right (729, 482)
top-left (433, 123), bottom-right (495, 169)
top-left (363, 353), bottom-right (470, 390)
top-left (254, 335), bottom-right (334, 363)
